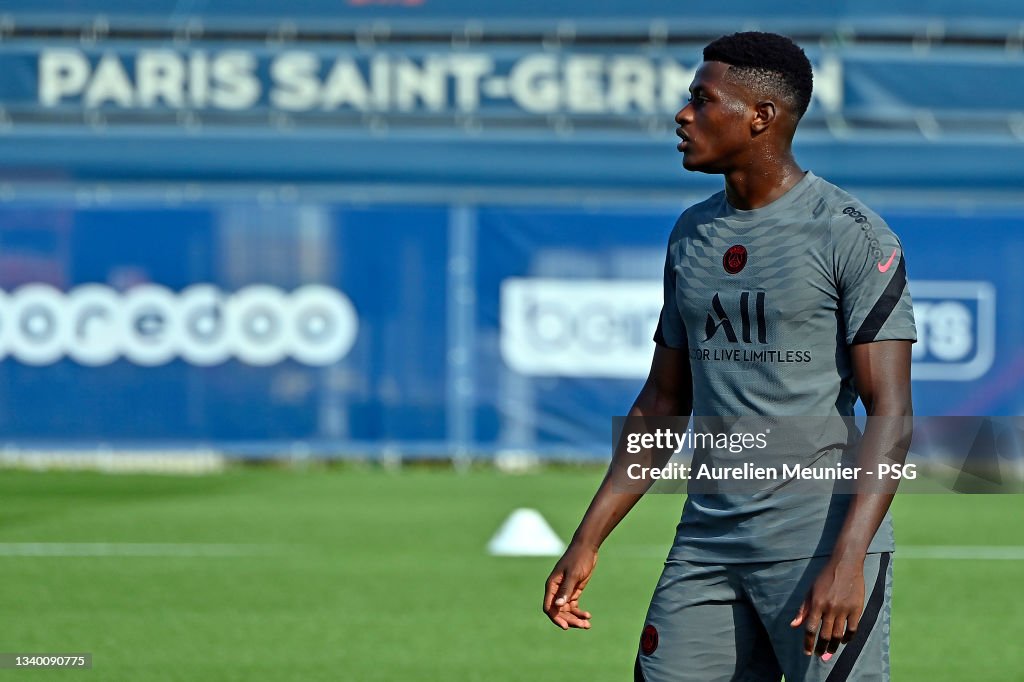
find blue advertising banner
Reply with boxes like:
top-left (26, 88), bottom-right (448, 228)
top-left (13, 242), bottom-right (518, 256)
top-left (0, 196), bottom-right (1019, 456)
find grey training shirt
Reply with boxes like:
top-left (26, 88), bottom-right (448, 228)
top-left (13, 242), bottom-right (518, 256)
top-left (654, 171), bottom-right (917, 563)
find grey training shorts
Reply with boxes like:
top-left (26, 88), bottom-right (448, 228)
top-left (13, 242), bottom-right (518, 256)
top-left (635, 552), bottom-right (893, 682)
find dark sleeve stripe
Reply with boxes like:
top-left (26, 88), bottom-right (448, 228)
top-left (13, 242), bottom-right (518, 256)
top-left (851, 256), bottom-right (907, 345)
top-left (653, 319), bottom-right (667, 346)
top-left (825, 552), bottom-right (891, 682)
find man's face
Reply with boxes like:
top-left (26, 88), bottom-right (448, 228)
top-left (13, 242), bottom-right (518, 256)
top-left (674, 61), bottom-right (755, 173)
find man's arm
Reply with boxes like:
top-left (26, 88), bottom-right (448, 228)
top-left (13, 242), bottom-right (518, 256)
top-left (542, 343), bottom-right (692, 630)
top-left (791, 339), bottom-right (914, 657)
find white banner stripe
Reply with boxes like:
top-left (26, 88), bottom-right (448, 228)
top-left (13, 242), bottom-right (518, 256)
top-left (896, 545), bottom-right (1024, 560)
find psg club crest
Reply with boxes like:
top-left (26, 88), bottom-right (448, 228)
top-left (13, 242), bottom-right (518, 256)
top-left (641, 624), bottom-right (659, 655)
top-left (723, 244), bottom-right (747, 274)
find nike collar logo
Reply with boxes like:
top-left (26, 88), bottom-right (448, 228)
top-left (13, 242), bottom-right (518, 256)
top-left (878, 248), bottom-right (898, 273)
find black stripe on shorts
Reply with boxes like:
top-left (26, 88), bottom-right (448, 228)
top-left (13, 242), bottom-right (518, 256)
top-left (825, 552), bottom-right (891, 681)
top-left (634, 654), bottom-right (646, 681)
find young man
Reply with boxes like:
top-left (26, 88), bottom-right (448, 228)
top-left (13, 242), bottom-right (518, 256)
top-left (542, 32), bottom-right (916, 681)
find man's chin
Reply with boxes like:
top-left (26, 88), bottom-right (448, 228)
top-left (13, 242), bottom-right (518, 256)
top-left (681, 156), bottom-right (712, 173)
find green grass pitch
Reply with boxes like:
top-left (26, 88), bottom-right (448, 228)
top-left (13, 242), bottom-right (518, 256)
top-left (0, 467), bottom-right (1022, 680)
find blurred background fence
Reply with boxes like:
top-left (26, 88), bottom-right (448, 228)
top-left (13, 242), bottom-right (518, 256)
top-left (0, 1), bottom-right (1021, 459)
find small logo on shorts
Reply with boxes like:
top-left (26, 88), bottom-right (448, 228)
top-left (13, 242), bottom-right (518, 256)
top-left (723, 245), bottom-right (747, 274)
top-left (640, 624), bottom-right (659, 655)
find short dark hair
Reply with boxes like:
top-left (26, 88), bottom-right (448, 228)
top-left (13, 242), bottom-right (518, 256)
top-left (703, 32), bottom-right (814, 119)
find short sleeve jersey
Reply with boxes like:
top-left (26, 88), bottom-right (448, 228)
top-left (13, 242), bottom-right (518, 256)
top-left (654, 171), bottom-right (916, 562)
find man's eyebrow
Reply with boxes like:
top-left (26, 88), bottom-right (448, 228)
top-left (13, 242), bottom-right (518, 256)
top-left (688, 84), bottom-right (712, 96)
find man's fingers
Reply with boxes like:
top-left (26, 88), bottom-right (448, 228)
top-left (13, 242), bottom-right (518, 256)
top-left (543, 570), bottom-right (563, 613)
top-left (803, 613), bottom-right (821, 655)
top-left (790, 600), bottom-right (808, 628)
top-left (544, 570), bottom-right (589, 629)
top-left (569, 605), bottom-right (592, 620)
top-left (825, 620), bottom-right (845, 655)
top-left (843, 609), bottom-right (862, 643)
top-left (799, 598), bottom-right (820, 655)
top-left (555, 572), bottom-right (582, 606)
top-left (814, 616), bottom-right (835, 656)
top-left (802, 622), bottom-right (819, 655)
top-left (819, 618), bottom-right (846, 661)
top-left (561, 612), bottom-right (592, 629)
top-left (543, 551), bottom-right (597, 631)
top-left (548, 606), bottom-right (591, 631)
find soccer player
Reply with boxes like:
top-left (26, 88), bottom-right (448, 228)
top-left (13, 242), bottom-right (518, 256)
top-left (542, 32), bottom-right (916, 681)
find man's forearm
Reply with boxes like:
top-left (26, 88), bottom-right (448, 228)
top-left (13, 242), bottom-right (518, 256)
top-left (571, 390), bottom-right (690, 551)
top-left (832, 405), bottom-right (913, 561)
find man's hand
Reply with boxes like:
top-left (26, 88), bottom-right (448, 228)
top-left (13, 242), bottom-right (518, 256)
top-left (543, 543), bottom-right (598, 630)
top-left (790, 557), bottom-right (866, 659)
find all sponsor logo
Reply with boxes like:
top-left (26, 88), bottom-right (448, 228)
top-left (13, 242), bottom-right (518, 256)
top-left (697, 291), bottom-right (813, 363)
top-left (0, 284), bottom-right (358, 367)
top-left (704, 291), bottom-right (766, 344)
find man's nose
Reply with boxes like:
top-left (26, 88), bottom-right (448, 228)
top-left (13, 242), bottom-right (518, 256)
top-left (675, 103), bottom-right (693, 125)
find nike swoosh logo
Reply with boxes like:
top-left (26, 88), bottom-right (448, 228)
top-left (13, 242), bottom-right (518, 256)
top-left (878, 248), bottom-right (898, 273)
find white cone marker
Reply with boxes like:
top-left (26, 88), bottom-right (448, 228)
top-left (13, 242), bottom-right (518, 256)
top-left (487, 508), bottom-right (566, 557)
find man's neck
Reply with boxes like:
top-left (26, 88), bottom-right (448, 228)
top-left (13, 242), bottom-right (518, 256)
top-left (723, 159), bottom-right (805, 211)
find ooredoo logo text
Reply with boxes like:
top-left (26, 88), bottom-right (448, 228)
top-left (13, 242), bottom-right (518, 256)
top-left (0, 283), bottom-right (359, 367)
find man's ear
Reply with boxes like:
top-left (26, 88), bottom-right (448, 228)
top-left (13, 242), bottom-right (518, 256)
top-left (751, 100), bottom-right (776, 134)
